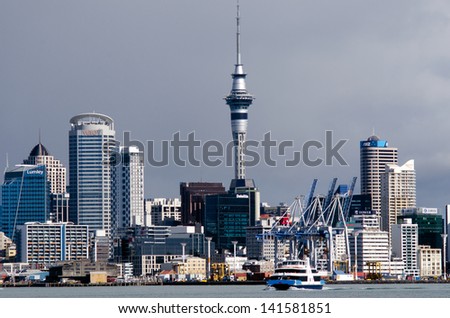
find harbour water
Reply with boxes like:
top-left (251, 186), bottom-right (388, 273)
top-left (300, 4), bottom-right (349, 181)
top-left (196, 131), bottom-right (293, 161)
top-left (0, 283), bottom-right (449, 298)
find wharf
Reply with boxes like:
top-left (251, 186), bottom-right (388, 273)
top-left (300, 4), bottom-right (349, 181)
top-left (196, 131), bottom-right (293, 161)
top-left (326, 279), bottom-right (450, 284)
top-left (2, 279), bottom-right (449, 288)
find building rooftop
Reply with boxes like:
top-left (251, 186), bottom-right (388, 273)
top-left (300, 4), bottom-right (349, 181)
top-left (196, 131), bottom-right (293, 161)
top-left (5, 164), bottom-right (42, 174)
top-left (69, 113), bottom-right (114, 127)
top-left (367, 135), bottom-right (380, 141)
top-left (29, 143), bottom-right (50, 157)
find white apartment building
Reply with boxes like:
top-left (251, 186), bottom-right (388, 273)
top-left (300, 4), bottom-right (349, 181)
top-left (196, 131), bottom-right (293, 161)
top-left (333, 232), bottom-right (348, 264)
top-left (352, 230), bottom-right (391, 274)
top-left (392, 219), bottom-right (419, 276)
top-left (17, 222), bottom-right (89, 264)
top-left (349, 214), bottom-right (403, 276)
top-left (145, 198), bottom-right (181, 226)
top-left (116, 262), bottom-right (134, 281)
top-left (381, 160), bottom-right (416, 235)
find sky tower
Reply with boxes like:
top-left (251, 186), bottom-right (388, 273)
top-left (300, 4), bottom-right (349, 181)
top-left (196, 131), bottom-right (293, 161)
top-left (225, 2), bottom-right (255, 189)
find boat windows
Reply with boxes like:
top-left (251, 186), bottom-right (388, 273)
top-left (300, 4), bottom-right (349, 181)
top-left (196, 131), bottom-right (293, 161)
top-left (274, 269), bottom-right (307, 274)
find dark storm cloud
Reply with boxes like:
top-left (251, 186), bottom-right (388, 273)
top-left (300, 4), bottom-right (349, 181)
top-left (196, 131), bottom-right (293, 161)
top-left (1, 0), bottom-right (450, 209)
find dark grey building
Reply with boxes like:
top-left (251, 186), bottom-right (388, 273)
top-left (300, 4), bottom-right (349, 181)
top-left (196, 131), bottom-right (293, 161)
top-left (204, 185), bottom-right (260, 252)
top-left (180, 182), bottom-right (226, 225)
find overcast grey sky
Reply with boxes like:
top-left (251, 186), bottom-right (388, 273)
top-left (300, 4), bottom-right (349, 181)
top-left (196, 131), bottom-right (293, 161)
top-left (1, 0), bottom-right (450, 210)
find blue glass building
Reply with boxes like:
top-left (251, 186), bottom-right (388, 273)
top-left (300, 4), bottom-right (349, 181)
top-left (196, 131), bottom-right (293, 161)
top-left (1, 165), bottom-right (50, 239)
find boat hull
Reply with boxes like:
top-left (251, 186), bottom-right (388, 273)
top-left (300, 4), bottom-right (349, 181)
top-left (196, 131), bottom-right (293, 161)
top-left (266, 279), bottom-right (325, 290)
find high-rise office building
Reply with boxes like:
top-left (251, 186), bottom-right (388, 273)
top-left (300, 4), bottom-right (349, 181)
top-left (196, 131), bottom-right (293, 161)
top-left (69, 113), bottom-right (115, 238)
top-left (111, 146), bottom-right (145, 234)
top-left (380, 160), bottom-right (416, 235)
top-left (1, 165), bottom-right (51, 239)
top-left (23, 142), bottom-right (66, 195)
top-left (360, 135), bottom-right (398, 214)
top-left (180, 182), bottom-right (226, 225)
top-left (23, 142), bottom-right (69, 222)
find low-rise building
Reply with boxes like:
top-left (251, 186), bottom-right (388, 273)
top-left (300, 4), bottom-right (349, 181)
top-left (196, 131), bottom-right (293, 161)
top-left (118, 225), bottom-right (210, 276)
top-left (161, 256), bottom-right (206, 280)
top-left (116, 262), bottom-right (134, 281)
top-left (17, 222), bottom-right (89, 265)
top-left (243, 259), bottom-right (274, 274)
top-left (0, 232), bottom-right (12, 251)
top-left (145, 198), bottom-right (181, 226)
top-left (246, 217), bottom-right (288, 261)
top-left (1, 232), bottom-right (16, 261)
top-left (47, 260), bottom-right (118, 283)
top-left (89, 271), bottom-right (108, 284)
top-left (418, 245), bottom-right (441, 278)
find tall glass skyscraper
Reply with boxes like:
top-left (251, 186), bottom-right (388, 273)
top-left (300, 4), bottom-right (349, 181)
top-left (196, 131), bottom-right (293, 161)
top-left (111, 145), bottom-right (145, 234)
top-left (1, 165), bottom-right (50, 239)
top-left (69, 113), bottom-right (115, 238)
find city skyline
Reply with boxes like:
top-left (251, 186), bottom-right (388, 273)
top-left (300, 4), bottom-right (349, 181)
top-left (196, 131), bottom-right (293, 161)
top-left (2, 1), bottom-right (450, 209)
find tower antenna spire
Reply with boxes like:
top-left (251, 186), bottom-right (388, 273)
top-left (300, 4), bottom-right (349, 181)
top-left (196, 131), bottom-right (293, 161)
top-left (4, 153), bottom-right (9, 175)
top-left (236, 0), bottom-right (241, 65)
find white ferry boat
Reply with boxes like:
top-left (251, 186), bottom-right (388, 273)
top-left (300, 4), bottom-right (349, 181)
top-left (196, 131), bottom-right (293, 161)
top-left (266, 258), bottom-right (326, 290)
